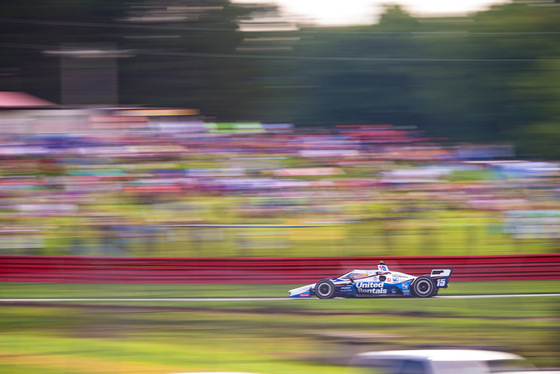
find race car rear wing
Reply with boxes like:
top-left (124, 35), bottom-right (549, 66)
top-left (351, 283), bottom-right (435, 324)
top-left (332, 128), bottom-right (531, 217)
top-left (431, 269), bottom-right (452, 277)
top-left (430, 268), bottom-right (453, 288)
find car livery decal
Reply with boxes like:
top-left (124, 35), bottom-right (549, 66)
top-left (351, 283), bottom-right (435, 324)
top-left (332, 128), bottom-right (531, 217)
top-left (356, 282), bottom-right (388, 294)
top-left (358, 287), bottom-right (388, 294)
top-left (356, 282), bottom-right (384, 288)
top-left (434, 277), bottom-right (448, 287)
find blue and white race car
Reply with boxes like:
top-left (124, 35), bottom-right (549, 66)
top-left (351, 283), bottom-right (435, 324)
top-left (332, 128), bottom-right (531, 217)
top-left (289, 261), bottom-right (452, 299)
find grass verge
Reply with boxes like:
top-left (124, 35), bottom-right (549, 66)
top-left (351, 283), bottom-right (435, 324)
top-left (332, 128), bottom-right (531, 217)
top-left (0, 281), bottom-right (559, 373)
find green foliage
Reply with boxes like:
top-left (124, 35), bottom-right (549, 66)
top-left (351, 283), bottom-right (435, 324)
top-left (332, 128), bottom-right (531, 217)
top-left (446, 169), bottom-right (495, 182)
top-left (515, 120), bottom-right (560, 159)
top-left (281, 3), bottom-right (560, 157)
top-left (1, 2), bottom-right (560, 156)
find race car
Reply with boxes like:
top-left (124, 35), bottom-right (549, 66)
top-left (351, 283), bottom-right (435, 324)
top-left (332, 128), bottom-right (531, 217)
top-left (289, 261), bottom-right (452, 299)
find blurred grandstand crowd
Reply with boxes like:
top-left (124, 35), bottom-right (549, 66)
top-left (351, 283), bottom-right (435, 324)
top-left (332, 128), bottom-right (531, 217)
top-left (0, 108), bottom-right (559, 257)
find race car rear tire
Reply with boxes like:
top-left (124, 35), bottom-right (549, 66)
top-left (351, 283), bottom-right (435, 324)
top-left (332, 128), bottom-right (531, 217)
top-left (315, 279), bottom-right (336, 299)
top-left (412, 276), bottom-right (436, 298)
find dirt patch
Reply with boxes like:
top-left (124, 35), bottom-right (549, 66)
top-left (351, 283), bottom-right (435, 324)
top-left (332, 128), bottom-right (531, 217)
top-left (0, 348), bottom-right (198, 374)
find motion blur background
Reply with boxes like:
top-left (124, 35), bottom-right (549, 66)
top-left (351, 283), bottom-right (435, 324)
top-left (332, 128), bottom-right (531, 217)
top-left (0, 0), bottom-right (559, 373)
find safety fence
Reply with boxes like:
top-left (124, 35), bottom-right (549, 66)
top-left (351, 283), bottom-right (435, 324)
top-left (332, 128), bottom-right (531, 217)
top-left (1, 254), bottom-right (559, 284)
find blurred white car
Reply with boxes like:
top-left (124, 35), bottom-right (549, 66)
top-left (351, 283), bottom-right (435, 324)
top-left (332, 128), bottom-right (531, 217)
top-left (347, 349), bottom-right (560, 374)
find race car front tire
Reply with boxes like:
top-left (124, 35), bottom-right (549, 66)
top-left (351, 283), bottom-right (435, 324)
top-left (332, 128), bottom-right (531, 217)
top-left (412, 276), bottom-right (436, 298)
top-left (315, 279), bottom-right (336, 299)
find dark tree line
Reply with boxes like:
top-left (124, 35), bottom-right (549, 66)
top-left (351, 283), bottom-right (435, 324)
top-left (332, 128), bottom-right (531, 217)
top-left (1, 1), bottom-right (559, 157)
top-left (284, 3), bottom-right (560, 158)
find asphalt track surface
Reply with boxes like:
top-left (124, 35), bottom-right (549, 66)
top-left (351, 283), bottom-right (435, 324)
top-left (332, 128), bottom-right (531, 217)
top-left (1, 294), bottom-right (559, 302)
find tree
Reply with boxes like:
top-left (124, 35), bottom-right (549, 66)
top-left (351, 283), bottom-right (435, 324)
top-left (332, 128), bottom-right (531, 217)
top-left (0, 0), bottom-right (277, 120)
top-left (0, 0), bottom-right (129, 100)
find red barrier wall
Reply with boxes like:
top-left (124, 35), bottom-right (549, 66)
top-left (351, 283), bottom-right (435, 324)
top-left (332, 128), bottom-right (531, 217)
top-left (1, 254), bottom-right (559, 284)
